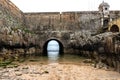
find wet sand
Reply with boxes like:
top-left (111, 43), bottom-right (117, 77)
top-left (0, 62), bottom-right (120, 80)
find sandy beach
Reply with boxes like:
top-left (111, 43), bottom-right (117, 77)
top-left (0, 62), bottom-right (120, 80)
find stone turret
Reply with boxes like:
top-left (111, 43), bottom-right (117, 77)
top-left (99, 1), bottom-right (110, 29)
top-left (99, 1), bottom-right (110, 17)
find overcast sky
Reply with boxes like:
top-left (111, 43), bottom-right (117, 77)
top-left (9, 0), bottom-right (120, 12)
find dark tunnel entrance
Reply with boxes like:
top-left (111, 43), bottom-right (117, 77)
top-left (110, 24), bottom-right (119, 32)
top-left (43, 39), bottom-right (64, 56)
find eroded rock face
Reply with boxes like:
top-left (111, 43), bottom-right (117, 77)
top-left (69, 31), bottom-right (120, 72)
top-left (69, 31), bottom-right (115, 49)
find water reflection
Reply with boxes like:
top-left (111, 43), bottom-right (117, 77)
top-left (47, 40), bottom-right (60, 63)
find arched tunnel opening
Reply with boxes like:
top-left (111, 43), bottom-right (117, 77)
top-left (43, 39), bottom-right (64, 56)
top-left (110, 24), bottom-right (119, 32)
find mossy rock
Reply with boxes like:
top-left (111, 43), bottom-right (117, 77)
top-left (0, 60), bottom-right (12, 67)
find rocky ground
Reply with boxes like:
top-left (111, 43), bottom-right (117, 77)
top-left (0, 62), bottom-right (120, 80)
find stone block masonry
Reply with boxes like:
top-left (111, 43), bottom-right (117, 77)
top-left (24, 11), bottom-right (101, 32)
top-left (0, 0), bottom-right (24, 24)
top-left (24, 11), bottom-right (120, 32)
top-left (0, 0), bottom-right (25, 43)
top-left (24, 11), bottom-right (120, 54)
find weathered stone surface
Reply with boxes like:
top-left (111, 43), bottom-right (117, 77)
top-left (1, 0), bottom-right (120, 55)
top-left (69, 31), bottom-right (120, 72)
top-left (23, 10), bottom-right (120, 54)
top-left (0, 0), bottom-right (38, 60)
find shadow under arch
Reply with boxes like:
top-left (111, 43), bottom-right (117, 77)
top-left (110, 24), bottom-right (119, 32)
top-left (43, 39), bottom-right (64, 56)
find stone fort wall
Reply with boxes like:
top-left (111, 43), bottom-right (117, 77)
top-left (24, 11), bottom-right (101, 32)
top-left (0, 0), bottom-right (23, 19)
top-left (0, 0), bottom-right (27, 45)
top-left (1, 0), bottom-right (120, 33)
top-left (24, 11), bottom-right (120, 54)
top-left (0, 0), bottom-right (120, 54)
top-left (24, 11), bottom-right (120, 33)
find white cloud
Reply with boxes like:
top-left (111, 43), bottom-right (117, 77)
top-left (10, 0), bottom-right (120, 12)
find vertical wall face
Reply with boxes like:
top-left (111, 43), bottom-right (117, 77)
top-left (24, 11), bottom-right (120, 32)
top-left (24, 11), bottom-right (120, 54)
top-left (0, 0), bottom-right (24, 28)
top-left (0, 0), bottom-right (30, 48)
top-left (24, 11), bottom-right (102, 54)
top-left (24, 11), bottom-right (101, 32)
top-left (24, 12), bottom-right (61, 31)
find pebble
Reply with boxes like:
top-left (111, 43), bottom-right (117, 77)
top-left (15, 72), bottom-right (22, 76)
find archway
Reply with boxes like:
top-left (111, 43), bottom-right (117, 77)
top-left (43, 39), bottom-right (64, 56)
top-left (110, 24), bottom-right (119, 32)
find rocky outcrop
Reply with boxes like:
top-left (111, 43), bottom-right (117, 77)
top-left (0, 26), bottom-right (38, 60)
top-left (69, 31), bottom-right (120, 72)
top-left (69, 31), bottom-right (116, 50)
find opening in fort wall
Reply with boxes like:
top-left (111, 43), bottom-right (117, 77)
top-left (110, 24), bottom-right (119, 32)
top-left (42, 39), bottom-right (64, 56)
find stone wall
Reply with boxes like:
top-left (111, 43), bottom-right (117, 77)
top-left (0, 0), bottom-right (26, 44)
top-left (24, 11), bottom-right (120, 54)
top-left (1, 0), bottom-right (120, 56)
top-left (0, 0), bottom-right (24, 26)
top-left (24, 11), bottom-right (101, 32)
top-left (24, 11), bottom-right (120, 32)
top-left (0, 0), bottom-right (25, 44)
top-left (24, 11), bottom-right (101, 54)
top-left (0, 0), bottom-right (37, 60)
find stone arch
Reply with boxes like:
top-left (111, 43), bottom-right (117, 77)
top-left (43, 39), bottom-right (64, 56)
top-left (110, 24), bottom-right (119, 32)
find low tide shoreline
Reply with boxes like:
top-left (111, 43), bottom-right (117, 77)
top-left (0, 61), bottom-right (120, 80)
